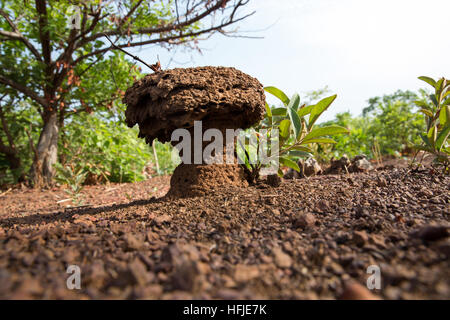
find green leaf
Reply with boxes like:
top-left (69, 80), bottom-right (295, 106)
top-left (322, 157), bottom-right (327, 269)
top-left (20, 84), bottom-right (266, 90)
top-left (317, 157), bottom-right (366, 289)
top-left (429, 94), bottom-right (439, 108)
top-left (443, 96), bottom-right (450, 106)
top-left (287, 150), bottom-right (312, 158)
top-left (271, 107), bottom-right (287, 116)
top-left (419, 108), bottom-right (434, 118)
top-left (413, 145), bottom-right (434, 153)
top-left (264, 86), bottom-right (290, 106)
top-left (287, 103), bottom-right (302, 140)
top-left (414, 100), bottom-right (429, 108)
top-left (308, 94), bottom-right (337, 130)
top-left (288, 93), bottom-right (301, 111)
top-left (277, 168), bottom-right (284, 178)
top-left (265, 102), bottom-right (272, 118)
top-left (439, 105), bottom-right (449, 126)
top-left (302, 137), bottom-right (337, 144)
top-left (291, 145), bottom-right (313, 153)
top-left (303, 125), bottom-right (349, 141)
top-left (297, 104), bottom-right (314, 118)
top-left (418, 76), bottom-right (437, 88)
top-left (420, 134), bottom-right (433, 148)
top-left (427, 126), bottom-right (437, 148)
top-left (279, 156), bottom-right (300, 172)
top-left (435, 78), bottom-right (444, 95)
top-left (279, 119), bottom-right (291, 138)
top-left (436, 124), bottom-right (450, 151)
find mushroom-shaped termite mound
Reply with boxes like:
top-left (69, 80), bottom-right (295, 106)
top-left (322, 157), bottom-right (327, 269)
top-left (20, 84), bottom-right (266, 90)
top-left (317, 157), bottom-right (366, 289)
top-left (123, 66), bottom-right (265, 197)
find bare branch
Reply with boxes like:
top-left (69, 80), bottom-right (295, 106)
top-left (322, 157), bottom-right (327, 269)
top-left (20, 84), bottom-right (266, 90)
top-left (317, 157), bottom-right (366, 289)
top-left (103, 33), bottom-right (154, 71)
top-left (73, 9), bottom-right (254, 65)
top-left (81, 0), bottom-right (234, 44)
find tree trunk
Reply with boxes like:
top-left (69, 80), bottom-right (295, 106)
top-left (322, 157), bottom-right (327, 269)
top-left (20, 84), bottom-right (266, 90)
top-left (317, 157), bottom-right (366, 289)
top-left (30, 112), bottom-right (59, 186)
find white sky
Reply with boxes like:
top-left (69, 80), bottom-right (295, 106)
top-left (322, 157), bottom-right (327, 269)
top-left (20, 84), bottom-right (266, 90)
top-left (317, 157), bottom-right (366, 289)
top-left (139, 0), bottom-right (450, 122)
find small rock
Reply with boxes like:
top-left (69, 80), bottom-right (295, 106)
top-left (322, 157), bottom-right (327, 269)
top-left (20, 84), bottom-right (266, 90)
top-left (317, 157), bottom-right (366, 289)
top-left (339, 281), bottom-right (381, 300)
top-left (377, 177), bottom-right (388, 187)
top-left (216, 289), bottom-right (242, 299)
top-left (272, 247), bottom-right (292, 268)
top-left (350, 155), bottom-right (374, 172)
top-left (161, 243), bottom-right (200, 266)
top-left (369, 234), bottom-right (386, 249)
top-left (234, 264), bottom-right (260, 282)
top-left (270, 208), bottom-right (281, 215)
top-left (417, 189), bottom-right (433, 198)
top-left (299, 157), bottom-right (322, 176)
top-left (326, 156), bottom-right (351, 174)
top-left (283, 169), bottom-right (298, 180)
top-left (123, 233), bottom-right (144, 250)
top-left (293, 213), bottom-right (316, 229)
top-left (128, 258), bottom-right (152, 286)
top-left (172, 260), bottom-right (205, 292)
top-left (411, 225), bottom-right (449, 242)
top-left (153, 214), bottom-right (172, 225)
top-left (267, 174), bottom-right (282, 187)
top-left (354, 206), bottom-right (369, 218)
top-left (353, 230), bottom-right (369, 247)
top-left (316, 200), bottom-right (330, 212)
top-left (335, 231), bottom-right (350, 244)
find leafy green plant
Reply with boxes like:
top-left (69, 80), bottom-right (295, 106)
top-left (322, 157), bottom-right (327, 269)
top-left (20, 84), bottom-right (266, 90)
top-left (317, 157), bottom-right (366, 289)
top-left (414, 76), bottom-right (450, 170)
top-left (59, 112), bottom-right (154, 184)
top-left (316, 90), bottom-right (425, 162)
top-left (239, 86), bottom-right (349, 182)
top-left (54, 164), bottom-right (87, 206)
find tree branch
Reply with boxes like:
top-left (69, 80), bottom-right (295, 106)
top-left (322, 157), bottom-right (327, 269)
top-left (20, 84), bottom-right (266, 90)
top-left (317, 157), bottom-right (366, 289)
top-left (0, 9), bottom-right (43, 61)
top-left (0, 75), bottom-right (47, 107)
top-left (79, 0), bottom-right (232, 45)
top-left (35, 0), bottom-right (51, 65)
top-left (73, 9), bottom-right (254, 65)
top-left (103, 33), bottom-right (154, 70)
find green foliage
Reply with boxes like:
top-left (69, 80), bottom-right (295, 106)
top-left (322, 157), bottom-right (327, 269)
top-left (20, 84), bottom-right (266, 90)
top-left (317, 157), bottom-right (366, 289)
top-left (414, 76), bottom-right (450, 169)
top-left (59, 113), bottom-right (153, 184)
top-left (239, 86), bottom-right (348, 181)
top-left (152, 142), bottom-right (178, 175)
top-left (1, 0), bottom-right (250, 184)
top-left (0, 99), bottom-right (41, 184)
top-left (54, 164), bottom-right (87, 206)
top-left (319, 90), bottom-right (425, 161)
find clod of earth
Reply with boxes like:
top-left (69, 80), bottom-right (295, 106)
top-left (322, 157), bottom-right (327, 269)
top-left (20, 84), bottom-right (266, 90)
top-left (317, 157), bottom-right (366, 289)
top-left (123, 66), bottom-right (265, 197)
top-left (285, 157), bottom-right (323, 179)
top-left (325, 154), bottom-right (374, 174)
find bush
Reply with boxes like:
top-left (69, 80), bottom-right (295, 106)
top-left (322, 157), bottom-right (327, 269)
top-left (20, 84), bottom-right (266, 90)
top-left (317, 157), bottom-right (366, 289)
top-left (0, 100), bottom-right (41, 185)
top-left (59, 113), bottom-right (154, 184)
top-left (318, 90), bottom-right (425, 161)
top-left (414, 76), bottom-right (450, 170)
top-left (238, 86), bottom-right (348, 182)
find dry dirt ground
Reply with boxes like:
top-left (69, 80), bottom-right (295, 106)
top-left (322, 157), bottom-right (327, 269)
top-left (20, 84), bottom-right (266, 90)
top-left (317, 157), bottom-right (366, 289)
top-left (0, 162), bottom-right (449, 300)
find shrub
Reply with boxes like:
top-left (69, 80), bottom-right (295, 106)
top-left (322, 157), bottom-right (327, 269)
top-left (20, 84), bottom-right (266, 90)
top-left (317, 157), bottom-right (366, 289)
top-left (59, 113), bottom-right (154, 184)
top-left (414, 76), bottom-right (450, 170)
top-left (318, 90), bottom-right (425, 161)
top-left (239, 86), bottom-right (348, 182)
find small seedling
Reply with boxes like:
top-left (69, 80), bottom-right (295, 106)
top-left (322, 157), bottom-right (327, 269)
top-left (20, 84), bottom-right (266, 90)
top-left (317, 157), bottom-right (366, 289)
top-left (54, 164), bottom-right (87, 206)
top-left (413, 76), bottom-right (450, 172)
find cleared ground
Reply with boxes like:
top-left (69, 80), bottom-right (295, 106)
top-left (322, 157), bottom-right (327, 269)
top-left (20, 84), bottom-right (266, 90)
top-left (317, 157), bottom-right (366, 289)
top-left (0, 163), bottom-right (448, 299)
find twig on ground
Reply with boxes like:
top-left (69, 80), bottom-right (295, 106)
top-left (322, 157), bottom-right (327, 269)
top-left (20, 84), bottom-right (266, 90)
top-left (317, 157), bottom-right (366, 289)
top-left (0, 188), bottom-right (12, 197)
